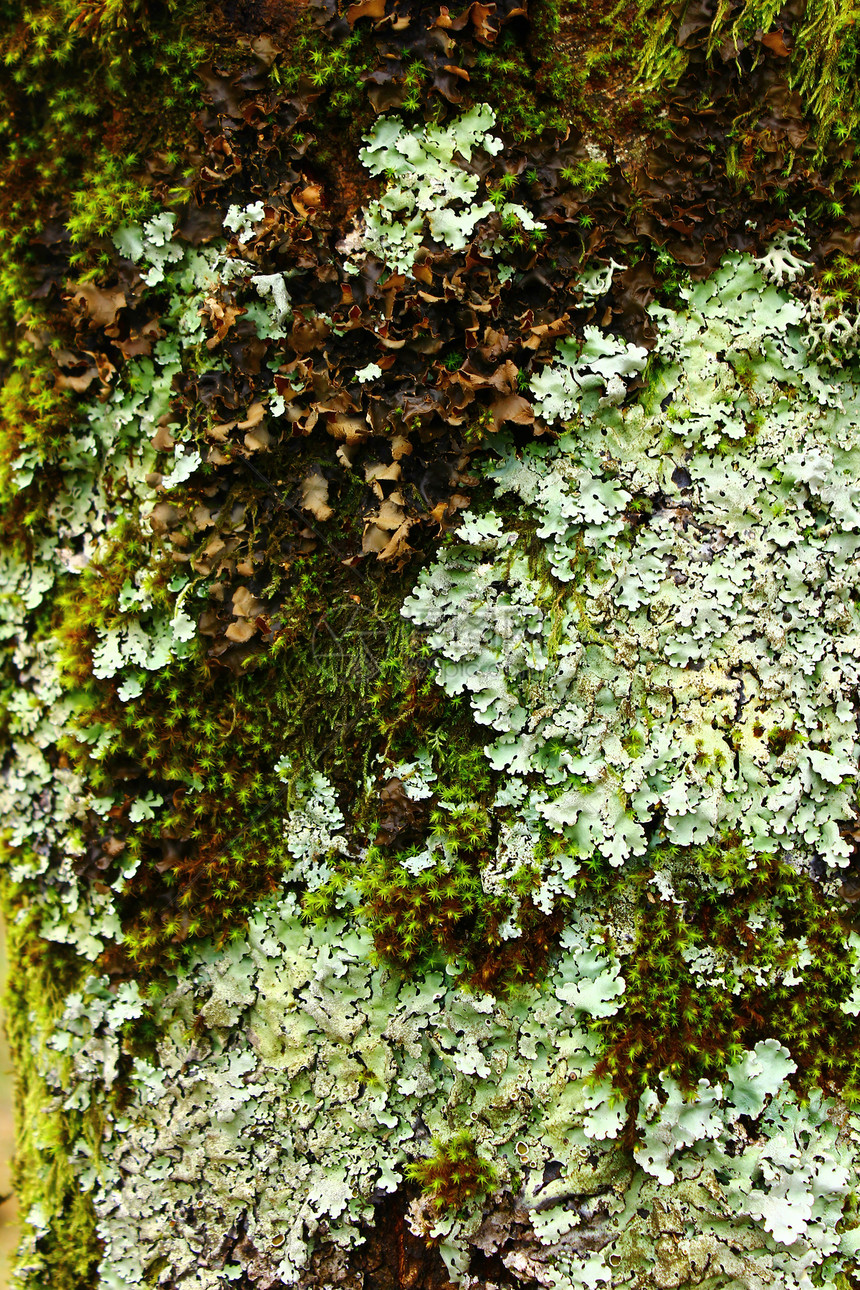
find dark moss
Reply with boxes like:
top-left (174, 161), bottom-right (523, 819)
top-left (595, 835), bottom-right (860, 1114)
top-left (2, 888), bottom-right (101, 1289)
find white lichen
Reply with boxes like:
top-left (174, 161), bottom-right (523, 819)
top-left (403, 251), bottom-right (860, 874)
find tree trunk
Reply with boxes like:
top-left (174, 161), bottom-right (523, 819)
top-left (3, 1), bottom-right (860, 1287)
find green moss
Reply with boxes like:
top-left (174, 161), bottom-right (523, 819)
top-left (405, 1129), bottom-right (497, 1214)
top-left (303, 752), bottom-right (573, 994)
top-left (637, 0), bottom-right (860, 155)
top-left (0, 352), bottom-right (72, 542)
top-left (2, 887), bottom-right (100, 1290)
top-left (0, 0), bottom-right (210, 323)
top-left (560, 156), bottom-right (610, 193)
top-left (273, 0), bottom-right (651, 153)
top-left (471, 31), bottom-right (568, 143)
top-left (272, 17), bottom-right (382, 153)
top-left (595, 834), bottom-right (860, 1108)
top-left (470, 0), bottom-right (650, 144)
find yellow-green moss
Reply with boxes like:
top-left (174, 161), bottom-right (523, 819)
top-left (2, 886), bottom-right (99, 1290)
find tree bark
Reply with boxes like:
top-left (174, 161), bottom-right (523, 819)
top-left (3, 1), bottom-right (860, 1287)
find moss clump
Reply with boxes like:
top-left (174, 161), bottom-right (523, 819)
top-left (405, 1130), bottom-right (497, 1214)
top-left (308, 836), bottom-right (568, 995)
top-left (596, 835), bottom-right (860, 1109)
top-left (471, 0), bottom-right (651, 144)
top-left (276, 16), bottom-right (379, 143)
top-left (0, 0), bottom-right (210, 309)
top-left (597, 889), bottom-right (747, 1106)
top-left (637, 0), bottom-right (860, 155)
top-left (302, 711), bottom-right (574, 993)
top-left (0, 352), bottom-right (74, 542)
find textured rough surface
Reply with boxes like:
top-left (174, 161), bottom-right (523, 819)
top-left (5, 1), bottom-right (860, 1288)
top-left (405, 247), bottom-right (860, 872)
top-left (36, 903), bottom-right (860, 1290)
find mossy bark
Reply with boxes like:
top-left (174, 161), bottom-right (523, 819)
top-left (3, 0), bottom-right (860, 1287)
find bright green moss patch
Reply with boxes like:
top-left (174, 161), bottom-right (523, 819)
top-left (305, 794), bottom-right (572, 993)
top-left (405, 1129), bottom-right (498, 1214)
top-left (596, 835), bottom-right (860, 1107)
top-left (0, 0), bottom-right (210, 306)
top-left (471, 0), bottom-right (652, 144)
top-left (0, 354), bottom-right (74, 542)
top-left (2, 890), bottom-right (99, 1290)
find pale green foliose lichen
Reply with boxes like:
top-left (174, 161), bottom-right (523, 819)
top-left (404, 250), bottom-right (860, 873)
top-left (344, 106), bottom-right (545, 277)
top-left (37, 897), bottom-right (860, 1290)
